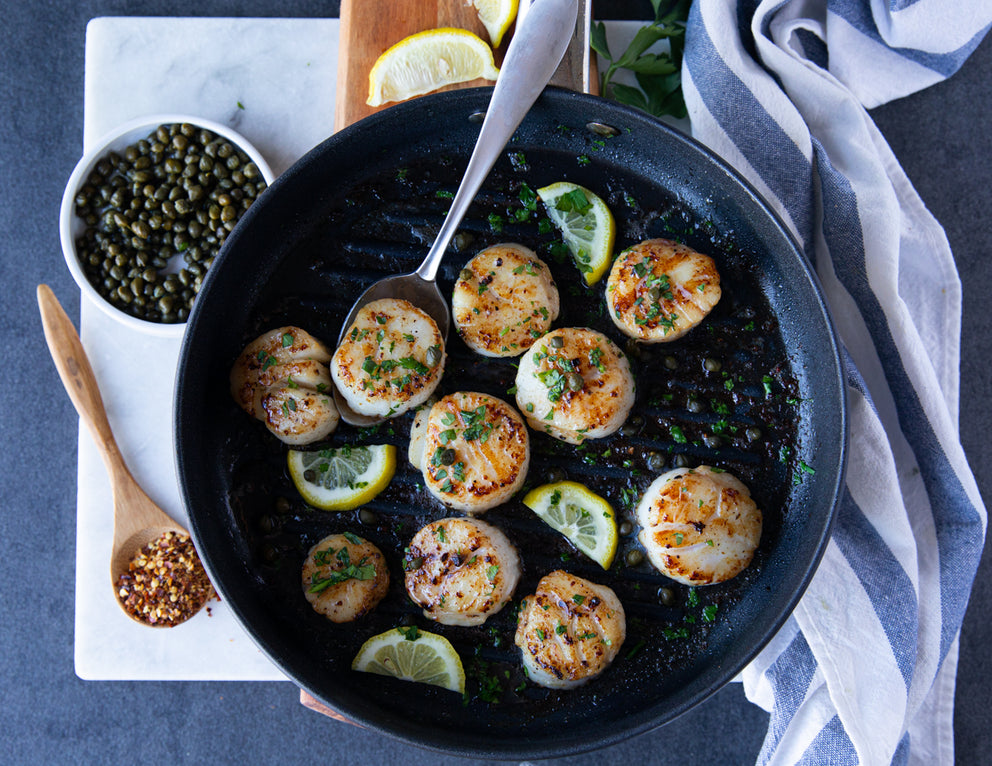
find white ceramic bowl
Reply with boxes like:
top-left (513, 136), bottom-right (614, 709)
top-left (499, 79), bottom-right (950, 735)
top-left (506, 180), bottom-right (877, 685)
top-left (59, 114), bottom-right (275, 336)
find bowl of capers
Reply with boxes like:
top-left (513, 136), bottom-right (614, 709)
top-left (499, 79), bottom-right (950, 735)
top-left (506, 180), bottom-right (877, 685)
top-left (60, 115), bottom-right (275, 335)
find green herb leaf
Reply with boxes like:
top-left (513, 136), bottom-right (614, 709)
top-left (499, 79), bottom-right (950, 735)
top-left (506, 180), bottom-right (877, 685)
top-left (592, 0), bottom-right (690, 121)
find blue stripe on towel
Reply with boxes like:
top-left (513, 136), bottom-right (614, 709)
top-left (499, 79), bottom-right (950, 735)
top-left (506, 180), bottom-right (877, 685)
top-left (757, 632), bottom-right (818, 764)
top-left (829, 0), bottom-right (990, 76)
top-left (814, 139), bottom-right (985, 659)
top-left (797, 714), bottom-right (859, 764)
top-left (833, 489), bottom-right (918, 687)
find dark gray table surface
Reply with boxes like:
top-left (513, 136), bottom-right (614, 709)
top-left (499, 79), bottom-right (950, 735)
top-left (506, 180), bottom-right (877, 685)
top-left (1, 1), bottom-right (988, 763)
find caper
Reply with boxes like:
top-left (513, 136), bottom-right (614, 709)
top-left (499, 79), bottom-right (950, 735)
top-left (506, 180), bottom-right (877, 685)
top-left (745, 426), bottom-right (763, 442)
top-left (663, 355), bottom-right (678, 370)
top-left (359, 508), bottom-right (378, 525)
top-left (439, 448), bottom-right (456, 466)
top-left (259, 543), bottom-right (279, 564)
top-left (274, 496), bottom-right (292, 515)
top-left (703, 357), bottom-right (722, 372)
top-left (703, 433), bottom-right (722, 449)
top-left (687, 398), bottom-right (705, 414)
top-left (646, 451), bottom-right (666, 472)
top-left (426, 345), bottom-right (442, 367)
top-left (566, 372), bottom-right (584, 391)
top-left (658, 587), bottom-right (676, 607)
top-left (550, 335), bottom-right (565, 349)
top-left (458, 267), bottom-right (474, 281)
top-left (619, 415), bottom-right (644, 437)
top-left (647, 286), bottom-right (662, 302)
top-left (672, 453), bottom-right (689, 468)
top-left (545, 466), bottom-right (567, 483)
top-left (256, 515), bottom-right (275, 534)
top-left (619, 520), bottom-right (634, 536)
top-left (625, 549), bottom-right (645, 566)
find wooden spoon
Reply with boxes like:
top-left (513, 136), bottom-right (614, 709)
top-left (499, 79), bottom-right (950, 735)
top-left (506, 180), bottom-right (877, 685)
top-left (37, 284), bottom-right (208, 626)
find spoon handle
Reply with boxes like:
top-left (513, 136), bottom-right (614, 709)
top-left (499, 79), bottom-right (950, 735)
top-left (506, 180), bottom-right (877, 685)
top-left (37, 284), bottom-right (128, 478)
top-left (415, 0), bottom-right (580, 282)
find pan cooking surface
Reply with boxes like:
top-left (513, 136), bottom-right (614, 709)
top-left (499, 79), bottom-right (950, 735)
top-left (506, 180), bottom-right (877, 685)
top-left (176, 89), bottom-right (844, 758)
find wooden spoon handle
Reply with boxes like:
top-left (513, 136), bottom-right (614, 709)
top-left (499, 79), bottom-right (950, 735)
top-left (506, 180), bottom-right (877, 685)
top-left (37, 285), bottom-right (126, 473)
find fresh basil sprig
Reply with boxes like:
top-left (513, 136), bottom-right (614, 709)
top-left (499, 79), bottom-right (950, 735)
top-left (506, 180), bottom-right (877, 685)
top-left (591, 0), bottom-right (690, 120)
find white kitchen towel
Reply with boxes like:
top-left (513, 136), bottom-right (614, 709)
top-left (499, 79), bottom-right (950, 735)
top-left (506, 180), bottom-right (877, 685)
top-left (683, 1), bottom-right (990, 763)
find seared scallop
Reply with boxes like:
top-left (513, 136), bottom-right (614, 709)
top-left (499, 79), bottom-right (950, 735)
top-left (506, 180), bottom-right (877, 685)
top-left (404, 517), bottom-right (521, 627)
top-left (452, 243), bottom-right (559, 357)
top-left (514, 570), bottom-right (626, 689)
top-left (331, 298), bottom-right (444, 419)
top-left (420, 392), bottom-right (530, 514)
top-left (230, 326), bottom-right (339, 445)
top-left (302, 533), bottom-right (389, 623)
top-left (514, 327), bottom-right (634, 444)
top-left (606, 238), bottom-right (721, 342)
top-left (636, 466), bottom-right (761, 586)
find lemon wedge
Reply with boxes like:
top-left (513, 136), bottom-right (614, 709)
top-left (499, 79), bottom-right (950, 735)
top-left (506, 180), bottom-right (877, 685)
top-left (352, 626), bottom-right (466, 694)
top-left (537, 182), bottom-right (616, 285)
top-left (522, 481), bottom-right (619, 569)
top-left (367, 28), bottom-right (500, 107)
top-left (472, 0), bottom-right (519, 48)
top-left (287, 444), bottom-right (396, 511)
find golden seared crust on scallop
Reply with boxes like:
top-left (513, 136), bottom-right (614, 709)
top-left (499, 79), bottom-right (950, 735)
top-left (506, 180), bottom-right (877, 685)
top-left (421, 392), bottom-right (530, 514)
top-left (636, 466), bottom-right (761, 586)
top-left (514, 327), bottom-right (634, 444)
top-left (302, 534), bottom-right (389, 623)
top-left (606, 238), bottom-right (721, 342)
top-left (514, 570), bottom-right (626, 689)
top-left (452, 243), bottom-right (559, 357)
top-left (404, 517), bottom-right (521, 627)
top-left (230, 326), bottom-right (339, 445)
top-left (331, 298), bottom-right (444, 418)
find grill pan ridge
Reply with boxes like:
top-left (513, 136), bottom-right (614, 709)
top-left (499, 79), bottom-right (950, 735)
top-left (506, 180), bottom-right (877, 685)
top-left (175, 88), bottom-right (846, 758)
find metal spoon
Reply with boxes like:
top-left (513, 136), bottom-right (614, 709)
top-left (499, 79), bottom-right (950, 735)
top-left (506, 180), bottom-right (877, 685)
top-left (333, 0), bottom-right (580, 425)
top-left (37, 284), bottom-right (210, 627)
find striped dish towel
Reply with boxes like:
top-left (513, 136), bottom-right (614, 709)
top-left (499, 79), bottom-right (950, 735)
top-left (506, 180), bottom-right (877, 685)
top-left (682, 1), bottom-right (990, 763)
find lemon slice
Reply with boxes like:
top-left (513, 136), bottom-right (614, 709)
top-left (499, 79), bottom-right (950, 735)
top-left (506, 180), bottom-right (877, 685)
top-left (472, 0), bottom-right (518, 48)
top-left (367, 28), bottom-right (500, 107)
top-left (537, 182), bottom-right (616, 285)
top-left (352, 626), bottom-right (466, 694)
top-left (287, 444), bottom-right (396, 511)
top-left (523, 481), bottom-right (618, 569)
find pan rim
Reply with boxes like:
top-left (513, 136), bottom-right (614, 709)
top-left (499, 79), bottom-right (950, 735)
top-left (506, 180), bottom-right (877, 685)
top-left (175, 86), bottom-right (848, 759)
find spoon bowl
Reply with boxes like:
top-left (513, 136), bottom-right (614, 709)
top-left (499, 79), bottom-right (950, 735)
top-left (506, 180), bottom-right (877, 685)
top-left (333, 0), bottom-right (580, 426)
top-left (37, 284), bottom-right (211, 627)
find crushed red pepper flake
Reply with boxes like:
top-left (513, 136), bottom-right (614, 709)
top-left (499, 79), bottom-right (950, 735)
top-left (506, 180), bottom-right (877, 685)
top-left (116, 531), bottom-right (214, 626)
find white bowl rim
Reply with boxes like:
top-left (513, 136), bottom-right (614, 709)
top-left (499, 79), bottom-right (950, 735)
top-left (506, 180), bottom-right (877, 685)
top-left (59, 113), bottom-right (275, 337)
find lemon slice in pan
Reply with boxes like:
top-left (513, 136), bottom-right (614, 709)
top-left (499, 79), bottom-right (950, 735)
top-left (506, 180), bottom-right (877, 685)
top-left (352, 626), bottom-right (466, 694)
top-left (287, 444), bottom-right (396, 511)
top-left (537, 182), bottom-right (616, 285)
top-left (523, 480), bottom-right (619, 569)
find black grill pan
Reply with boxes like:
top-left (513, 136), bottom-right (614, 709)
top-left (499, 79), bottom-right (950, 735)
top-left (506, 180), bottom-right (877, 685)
top-left (175, 87), bottom-right (846, 759)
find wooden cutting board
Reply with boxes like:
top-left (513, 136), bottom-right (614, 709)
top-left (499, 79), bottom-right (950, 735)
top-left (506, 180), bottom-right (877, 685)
top-left (334, 0), bottom-right (592, 131)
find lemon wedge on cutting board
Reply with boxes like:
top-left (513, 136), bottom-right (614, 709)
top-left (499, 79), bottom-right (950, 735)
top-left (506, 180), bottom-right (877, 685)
top-left (367, 28), bottom-right (500, 107)
top-left (352, 627), bottom-right (466, 694)
top-left (472, 0), bottom-right (519, 48)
